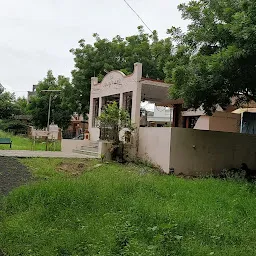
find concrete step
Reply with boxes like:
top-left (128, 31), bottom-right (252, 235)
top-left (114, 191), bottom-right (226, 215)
top-left (72, 149), bottom-right (99, 158)
top-left (80, 145), bottom-right (98, 151)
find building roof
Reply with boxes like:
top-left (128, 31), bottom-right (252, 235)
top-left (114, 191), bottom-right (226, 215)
top-left (156, 98), bottom-right (184, 106)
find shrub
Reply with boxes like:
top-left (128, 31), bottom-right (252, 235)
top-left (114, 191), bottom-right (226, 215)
top-left (0, 119), bottom-right (28, 135)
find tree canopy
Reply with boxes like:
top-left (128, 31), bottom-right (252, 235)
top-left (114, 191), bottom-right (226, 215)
top-left (14, 97), bottom-right (29, 115)
top-left (70, 26), bottom-right (173, 115)
top-left (0, 83), bottom-right (21, 119)
top-left (168, 0), bottom-right (256, 113)
top-left (28, 70), bottom-right (73, 129)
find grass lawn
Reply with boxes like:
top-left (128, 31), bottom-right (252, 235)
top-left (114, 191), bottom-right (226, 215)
top-left (0, 158), bottom-right (256, 255)
top-left (0, 130), bottom-right (61, 151)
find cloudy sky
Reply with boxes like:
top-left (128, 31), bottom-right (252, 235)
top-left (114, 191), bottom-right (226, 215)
top-left (0, 0), bottom-right (189, 98)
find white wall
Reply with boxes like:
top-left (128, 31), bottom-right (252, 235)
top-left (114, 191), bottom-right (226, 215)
top-left (61, 139), bottom-right (89, 153)
top-left (89, 128), bottom-right (100, 142)
top-left (138, 127), bottom-right (172, 172)
top-left (154, 106), bottom-right (171, 118)
top-left (147, 106), bottom-right (173, 123)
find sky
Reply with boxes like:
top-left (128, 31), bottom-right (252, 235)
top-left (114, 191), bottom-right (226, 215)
top-left (0, 0), bottom-right (190, 98)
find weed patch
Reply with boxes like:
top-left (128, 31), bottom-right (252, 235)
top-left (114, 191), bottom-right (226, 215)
top-left (0, 159), bottom-right (256, 255)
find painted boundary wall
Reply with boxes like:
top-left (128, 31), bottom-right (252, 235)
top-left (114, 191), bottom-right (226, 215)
top-left (138, 127), bottom-right (256, 175)
top-left (138, 127), bottom-right (172, 172)
top-left (170, 128), bottom-right (256, 175)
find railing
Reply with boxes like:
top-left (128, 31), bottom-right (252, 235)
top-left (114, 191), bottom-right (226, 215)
top-left (99, 126), bottom-right (119, 142)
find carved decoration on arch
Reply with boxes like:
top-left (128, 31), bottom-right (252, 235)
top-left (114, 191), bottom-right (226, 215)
top-left (101, 71), bottom-right (126, 90)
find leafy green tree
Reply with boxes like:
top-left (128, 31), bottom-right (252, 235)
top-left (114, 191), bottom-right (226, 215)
top-left (98, 101), bottom-right (131, 144)
top-left (0, 83), bottom-right (19, 119)
top-left (70, 26), bottom-right (173, 115)
top-left (98, 102), bottom-right (133, 161)
top-left (14, 97), bottom-right (29, 115)
top-left (168, 0), bottom-right (256, 113)
top-left (28, 70), bottom-right (73, 129)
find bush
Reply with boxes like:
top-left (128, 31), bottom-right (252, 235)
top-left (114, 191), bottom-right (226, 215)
top-left (0, 119), bottom-right (28, 135)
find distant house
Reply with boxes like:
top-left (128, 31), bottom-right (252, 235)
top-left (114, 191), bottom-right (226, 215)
top-left (156, 98), bottom-right (256, 134)
top-left (27, 84), bottom-right (37, 103)
top-left (146, 106), bottom-right (172, 127)
top-left (62, 113), bottom-right (88, 139)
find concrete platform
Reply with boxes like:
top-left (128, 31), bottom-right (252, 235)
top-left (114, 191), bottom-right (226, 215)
top-left (0, 150), bottom-right (97, 159)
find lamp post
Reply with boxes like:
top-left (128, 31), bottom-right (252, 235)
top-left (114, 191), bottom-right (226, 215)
top-left (41, 90), bottom-right (61, 131)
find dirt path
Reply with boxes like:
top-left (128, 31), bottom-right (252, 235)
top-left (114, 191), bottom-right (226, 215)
top-left (0, 157), bottom-right (32, 195)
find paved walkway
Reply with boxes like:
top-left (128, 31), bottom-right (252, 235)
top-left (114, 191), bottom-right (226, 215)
top-left (0, 150), bottom-right (96, 158)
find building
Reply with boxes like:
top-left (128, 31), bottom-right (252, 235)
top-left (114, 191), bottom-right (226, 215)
top-left (146, 106), bottom-right (172, 127)
top-left (27, 84), bottom-right (37, 103)
top-left (63, 113), bottom-right (88, 139)
top-left (67, 63), bottom-right (256, 176)
top-left (88, 63), bottom-right (242, 138)
top-left (88, 63), bottom-right (171, 141)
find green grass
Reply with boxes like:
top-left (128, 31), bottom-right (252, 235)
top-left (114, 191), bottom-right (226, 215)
top-left (1, 159), bottom-right (256, 255)
top-left (0, 130), bottom-right (61, 151)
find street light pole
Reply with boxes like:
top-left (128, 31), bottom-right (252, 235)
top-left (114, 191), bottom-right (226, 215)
top-left (47, 93), bottom-right (52, 131)
top-left (41, 90), bottom-right (61, 131)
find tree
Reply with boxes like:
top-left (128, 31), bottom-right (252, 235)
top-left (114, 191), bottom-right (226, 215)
top-left (168, 0), bottom-right (256, 113)
top-left (14, 97), bottom-right (29, 115)
top-left (0, 84), bottom-right (29, 134)
top-left (98, 102), bottom-right (133, 161)
top-left (0, 83), bottom-right (19, 119)
top-left (70, 26), bottom-right (174, 115)
top-left (98, 101), bottom-right (131, 144)
top-left (28, 70), bottom-right (73, 129)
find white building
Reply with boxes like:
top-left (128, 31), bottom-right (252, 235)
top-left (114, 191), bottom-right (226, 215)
top-left (147, 105), bottom-right (173, 126)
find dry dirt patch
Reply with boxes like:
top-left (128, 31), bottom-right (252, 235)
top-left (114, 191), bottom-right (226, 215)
top-left (56, 161), bottom-right (89, 176)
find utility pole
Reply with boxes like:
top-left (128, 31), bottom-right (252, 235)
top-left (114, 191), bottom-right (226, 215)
top-left (41, 90), bottom-right (61, 131)
top-left (41, 90), bottom-right (61, 151)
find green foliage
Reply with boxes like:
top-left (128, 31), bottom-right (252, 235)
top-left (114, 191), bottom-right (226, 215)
top-left (1, 159), bottom-right (256, 255)
top-left (28, 71), bottom-right (73, 129)
top-left (0, 84), bottom-right (29, 121)
top-left (0, 88), bottom-right (19, 119)
top-left (98, 102), bottom-right (132, 144)
top-left (168, 0), bottom-right (256, 113)
top-left (70, 26), bottom-right (174, 115)
top-left (0, 119), bottom-right (28, 135)
top-left (98, 102), bottom-right (131, 129)
top-left (14, 97), bottom-right (29, 115)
